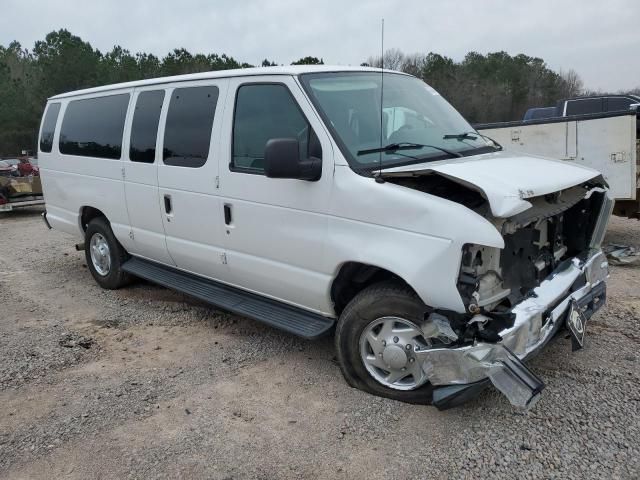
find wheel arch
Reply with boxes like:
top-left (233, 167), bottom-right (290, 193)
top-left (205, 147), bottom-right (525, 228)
top-left (79, 206), bottom-right (107, 232)
top-left (330, 261), bottom-right (418, 316)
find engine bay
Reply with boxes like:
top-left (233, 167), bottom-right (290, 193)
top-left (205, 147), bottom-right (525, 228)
top-left (458, 184), bottom-right (607, 313)
top-left (388, 172), bottom-right (610, 345)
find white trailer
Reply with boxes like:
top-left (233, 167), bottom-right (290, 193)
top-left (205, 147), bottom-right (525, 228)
top-left (476, 110), bottom-right (639, 218)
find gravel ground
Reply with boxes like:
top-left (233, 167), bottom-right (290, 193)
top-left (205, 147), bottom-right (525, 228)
top-left (0, 208), bottom-right (638, 479)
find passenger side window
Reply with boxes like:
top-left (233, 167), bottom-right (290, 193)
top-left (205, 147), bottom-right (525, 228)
top-left (232, 84), bottom-right (321, 173)
top-left (59, 94), bottom-right (130, 159)
top-left (130, 90), bottom-right (165, 163)
top-left (163, 86), bottom-right (219, 168)
top-left (39, 103), bottom-right (61, 153)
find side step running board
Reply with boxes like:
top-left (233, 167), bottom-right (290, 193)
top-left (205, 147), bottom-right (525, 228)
top-left (122, 257), bottom-right (335, 340)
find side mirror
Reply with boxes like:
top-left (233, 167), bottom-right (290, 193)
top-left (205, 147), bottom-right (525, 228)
top-left (264, 138), bottom-right (321, 181)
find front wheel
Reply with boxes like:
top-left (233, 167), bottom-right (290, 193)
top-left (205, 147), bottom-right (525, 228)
top-left (335, 281), bottom-right (437, 404)
top-left (84, 217), bottom-right (131, 289)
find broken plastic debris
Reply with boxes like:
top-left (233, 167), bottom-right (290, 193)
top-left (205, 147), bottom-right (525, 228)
top-left (603, 243), bottom-right (640, 266)
top-left (467, 314), bottom-right (491, 328)
top-left (423, 313), bottom-right (458, 342)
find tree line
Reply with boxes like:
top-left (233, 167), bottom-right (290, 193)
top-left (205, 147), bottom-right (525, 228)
top-left (0, 29), bottom-right (629, 156)
top-left (363, 48), bottom-right (586, 125)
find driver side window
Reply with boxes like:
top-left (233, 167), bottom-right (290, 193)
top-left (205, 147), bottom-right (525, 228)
top-left (231, 83), bottom-right (321, 174)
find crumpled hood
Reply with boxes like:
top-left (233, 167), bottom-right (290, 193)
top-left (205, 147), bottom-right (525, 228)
top-left (380, 151), bottom-right (602, 217)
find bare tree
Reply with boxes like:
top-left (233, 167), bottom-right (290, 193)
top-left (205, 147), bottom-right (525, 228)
top-left (366, 48), bottom-right (405, 71)
top-left (558, 69), bottom-right (584, 98)
top-left (400, 53), bottom-right (426, 77)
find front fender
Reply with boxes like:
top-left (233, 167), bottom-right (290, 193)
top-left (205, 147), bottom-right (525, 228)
top-left (326, 167), bottom-right (504, 312)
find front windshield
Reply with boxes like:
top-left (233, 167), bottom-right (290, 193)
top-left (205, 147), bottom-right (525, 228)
top-left (299, 72), bottom-right (493, 172)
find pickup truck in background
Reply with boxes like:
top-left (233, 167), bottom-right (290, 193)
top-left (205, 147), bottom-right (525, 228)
top-left (523, 94), bottom-right (640, 123)
top-left (475, 108), bottom-right (639, 218)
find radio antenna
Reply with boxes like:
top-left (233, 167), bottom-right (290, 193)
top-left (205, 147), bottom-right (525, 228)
top-left (377, 18), bottom-right (385, 179)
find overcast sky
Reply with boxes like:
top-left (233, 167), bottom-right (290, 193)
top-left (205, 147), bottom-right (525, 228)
top-left (2, 0), bottom-right (638, 91)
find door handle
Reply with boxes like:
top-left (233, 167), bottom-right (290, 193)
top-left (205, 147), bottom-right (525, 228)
top-left (164, 194), bottom-right (172, 214)
top-left (224, 204), bottom-right (232, 225)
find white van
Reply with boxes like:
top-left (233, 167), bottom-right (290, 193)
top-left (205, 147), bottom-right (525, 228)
top-left (38, 66), bottom-right (612, 409)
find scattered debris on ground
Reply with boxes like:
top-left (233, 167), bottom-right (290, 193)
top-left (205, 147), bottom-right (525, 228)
top-left (604, 243), bottom-right (640, 265)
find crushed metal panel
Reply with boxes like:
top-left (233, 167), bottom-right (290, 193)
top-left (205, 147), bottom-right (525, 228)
top-left (380, 151), bottom-right (600, 218)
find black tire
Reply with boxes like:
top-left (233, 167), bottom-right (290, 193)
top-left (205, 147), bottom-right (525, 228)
top-left (84, 217), bottom-right (131, 289)
top-left (335, 281), bottom-right (434, 404)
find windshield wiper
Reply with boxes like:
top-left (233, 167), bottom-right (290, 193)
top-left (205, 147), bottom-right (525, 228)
top-left (443, 131), bottom-right (503, 150)
top-left (357, 142), bottom-right (463, 158)
top-left (443, 132), bottom-right (478, 141)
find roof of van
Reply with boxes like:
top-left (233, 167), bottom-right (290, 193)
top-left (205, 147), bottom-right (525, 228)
top-left (49, 65), bottom-right (408, 100)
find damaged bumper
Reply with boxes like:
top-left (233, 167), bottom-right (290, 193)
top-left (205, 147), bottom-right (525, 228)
top-left (423, 249), bottom-right (609, 410)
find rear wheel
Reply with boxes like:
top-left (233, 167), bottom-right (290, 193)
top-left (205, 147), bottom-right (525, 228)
top-left (335, 281), bottom-right (436, 404)
top-left (84, 217), bottom-right (131, 289)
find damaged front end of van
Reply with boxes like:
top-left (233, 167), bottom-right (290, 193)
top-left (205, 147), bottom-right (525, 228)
top-left (381, 154), bottom-right (613, 409)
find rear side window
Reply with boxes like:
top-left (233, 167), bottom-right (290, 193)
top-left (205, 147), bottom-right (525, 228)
top-left (39, 103), bottom-right (61, 153)
top-left (163, 86), bottom-right (219, 168)
top-left (232, 84), bottom-right (321, 173)
top-left (130, 90), bottom-right (165, 163)
top-left (607, 97), bottom-right (633, 112)
top-left (565, 98), bottom-right (603, 116)
top-left (59, 94), bottom-right (130, 159)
